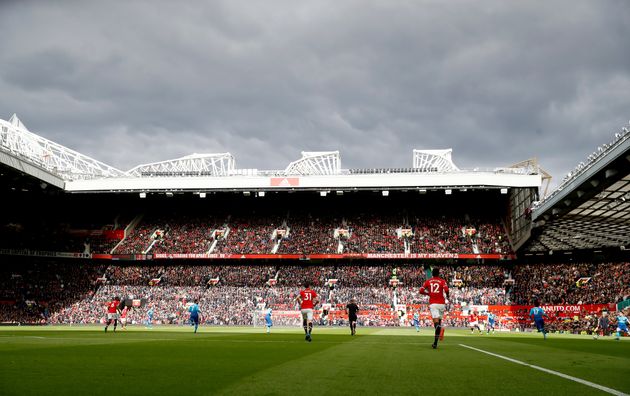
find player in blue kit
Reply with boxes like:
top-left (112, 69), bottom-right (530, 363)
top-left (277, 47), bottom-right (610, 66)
top-left (188, 300), bottom-right (201, 333)
top-left (146, 306), bottom-right (154, 329)
top-left (264, 308), bottom-right (273, 334)
top-left (529, 300), bottom-right (549, 339)
top-left (614, 310), bottom-right (628, 341)
top-left (486, 312), bottom-right (496, 334)
top-left (412, 312), bottom-right (420, 332)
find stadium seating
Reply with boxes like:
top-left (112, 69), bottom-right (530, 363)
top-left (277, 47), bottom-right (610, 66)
top-left (2, 260), bottom-right (626, 335)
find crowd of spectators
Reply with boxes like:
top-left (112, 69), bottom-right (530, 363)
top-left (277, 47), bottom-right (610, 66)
top-left (277, 215), bottom-right (339, 255)
top-left (1, 211), bottom-right (515, 256)
top-left (511, 262), bottom-right (629, 305)
top-left (214, 215), bottom-right (284, 254)
top-left (343, 214), bottom-right (404, 253)
top-left (2, 262), bottom-right (627, 335)
top-left (472, 223), bottom-right (512, 254)
top-left (151, 215), bottom-right (224, 254)
top-left (409, 217), bottom-right (512, 255)
top-left (0, 260), bottom-right (106, 324)
top-left (113, 223), bottom-right (160, 254)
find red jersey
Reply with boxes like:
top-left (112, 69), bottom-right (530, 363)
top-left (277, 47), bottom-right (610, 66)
top-left (420, 277), bottom-right (449, 305)
top-left (299, 289), bottom-right (317, 309)
top-left (107, 300), bottom-right (119, 314)
top-left (121, 306), bottom-right (128, 318)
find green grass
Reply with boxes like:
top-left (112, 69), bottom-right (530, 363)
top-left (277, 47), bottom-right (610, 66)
top-left (0, 326), bottom-right (628, 395)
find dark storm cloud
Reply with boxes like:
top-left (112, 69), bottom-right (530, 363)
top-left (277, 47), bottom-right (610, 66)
top-left (0, 0), bottom-right (628, 187)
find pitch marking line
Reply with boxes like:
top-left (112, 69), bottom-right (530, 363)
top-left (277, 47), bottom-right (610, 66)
top-left (459, 344), bottom-right (628, 396)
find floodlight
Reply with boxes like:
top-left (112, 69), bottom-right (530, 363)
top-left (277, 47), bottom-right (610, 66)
top-left (382, 190), bottom-right (389, 196)
top-left (320, 191), bottom-right (327, 197)
top-left (258, 191), bottom-right (265, 197)
top-left (336, 190), bottom-right (343, 195)
top-left (199, 192), bottom-right (206, 198)
top-left (243, 191), bottom-right (251, 196)
top-left (500, 188), bottom-right (508, 194)
top-left (139, 192), bottom-right (146, 198)
top-left (445, 189), bottom-right (452, 195)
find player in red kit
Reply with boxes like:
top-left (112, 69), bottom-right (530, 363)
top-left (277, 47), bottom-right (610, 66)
top-left (468, 311), bottom-right (481, 334)
top-left (120, 305), bottom-right (129, 330)
top-left (104, 296), bottom-right (121, 332)
top-left (296, 281), bottom-right (319, 342)
top-left (419, 268), bottom-right (449, 349)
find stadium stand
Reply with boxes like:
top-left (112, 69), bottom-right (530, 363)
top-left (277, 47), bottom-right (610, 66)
top-left (2, 260), bottom-right (626, 334)
top-left (1, 117), bottom-right (628, 340)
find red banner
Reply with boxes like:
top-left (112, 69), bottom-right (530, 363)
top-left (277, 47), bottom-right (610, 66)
top-left (488, 304), bottom-right (612, 315)
top-left (67, 229), bottom-right (124, 240)
top-left (150, 253), bottom-right (515, 260)
top-left (103, 230), bottom-right (124, 240)
top-left (4, 251), bottom-right (515, 261)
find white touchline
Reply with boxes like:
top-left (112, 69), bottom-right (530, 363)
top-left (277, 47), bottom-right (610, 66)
top-left (459, 344), bottom-right (628, 396)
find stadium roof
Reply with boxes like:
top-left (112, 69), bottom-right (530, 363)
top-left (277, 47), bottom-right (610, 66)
top-left (523, 124), bottom-right (630, 253)
top-left (0, 114), bottom-right (542, 193)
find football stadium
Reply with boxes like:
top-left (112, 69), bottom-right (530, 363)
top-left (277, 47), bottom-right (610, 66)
top-left (0, 114), bottom-right (628, 395)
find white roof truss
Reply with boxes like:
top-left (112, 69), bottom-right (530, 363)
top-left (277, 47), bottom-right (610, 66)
top-left (413, 149), bottom-right (459, 172)
top-left (284, 151), bottom-right (341, 175)
top-left (128, 153), bottom-right (235, 176)
top-left (0, 114), bottom-right (127, 180)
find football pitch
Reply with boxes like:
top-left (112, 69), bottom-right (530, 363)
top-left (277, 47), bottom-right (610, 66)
top-left (0, 327), bottom-right (628, 396)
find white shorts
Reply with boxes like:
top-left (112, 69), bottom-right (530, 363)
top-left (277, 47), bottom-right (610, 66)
top-left (121, 318), bottom-right (127, 324)
top-left (429, 304), bottom-right (445, 319)
top-left (301, 309), bottom-right (314, 321)
top-left (107, 313), bottom-right (119, 320)
top-left (469, 321), bottom-right (479, 327)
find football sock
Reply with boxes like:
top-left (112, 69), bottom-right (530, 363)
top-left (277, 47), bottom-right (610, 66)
top-left (303, 319), bottom-right (308, 334)
top-left (194, 323), bottom-right (198, 333)
top-left (434, 325), bottom-right (441, 345)
top-left (307, 323), bottom-right (313, 335)
top-left (113, 320), bottom-right (117, 331)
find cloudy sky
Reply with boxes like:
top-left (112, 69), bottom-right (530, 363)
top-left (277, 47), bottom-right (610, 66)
top-left (0, 0), bottom-right (628, 185)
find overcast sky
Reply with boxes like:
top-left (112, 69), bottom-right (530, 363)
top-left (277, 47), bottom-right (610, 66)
top-left (0, 1), bottom-right (628, 186)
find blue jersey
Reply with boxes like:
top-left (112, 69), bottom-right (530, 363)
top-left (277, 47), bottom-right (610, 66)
top-left (188, 303), bottom-right (200, 316)
top-left (617, 315), bottom-right (628, 331)
top-left (529, 307), bottom-right (546, 320)
top-left (487, 313), bottom-right (496, 323)
top-left (265, 309), bottom-right (272, 325)
top-left (147, 308), bottom-right (154, 318)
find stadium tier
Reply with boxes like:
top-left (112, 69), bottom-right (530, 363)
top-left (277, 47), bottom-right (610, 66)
top-left (0, 190), bottom-right (517, 258)
top-left (1, 260), bottom-right (627, 334)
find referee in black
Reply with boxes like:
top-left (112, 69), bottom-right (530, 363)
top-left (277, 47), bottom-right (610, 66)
top-left (346, 298), bottom-right (359, 336)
